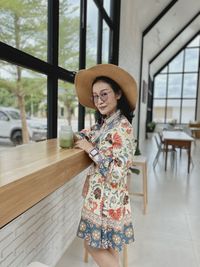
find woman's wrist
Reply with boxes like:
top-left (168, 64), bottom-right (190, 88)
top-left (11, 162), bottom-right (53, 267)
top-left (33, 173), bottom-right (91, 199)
top-left (88, 147), bottom-right (99, 158)
top-left (86, 145), bottom-right (95, 154)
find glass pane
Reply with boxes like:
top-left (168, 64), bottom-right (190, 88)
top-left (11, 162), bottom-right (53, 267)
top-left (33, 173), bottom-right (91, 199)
top-left (187, 35), bottom-right (200, 47)
top-left (58, 80), bottom-right (78, 133)
top-left (168, 74), bottom-right (182, 98)
top-left (166, 99), bottom-right (181, 123)
top-left (86, 0), bottom-right (98, 68)
top-left (104, 0), bottom-right (110, 16)
top-left (184, 48), bottom-right (199, 72)
top-left (0, 60), bottom-right (47, 148)
top-left (0, 0), bottom-right (47, 61)
top-left (181, 100), bottom-right (196, 123)
top-left (154, 74), bottom-right (167, 98)
top-left (168, 52), bottom-right (183, 72)
top-left (160, 66), bottom-right (168, 73)
top-left (183, 73), bottom-right (198, 98)
top-left (59, 0), bottom-right (80, 70)
top-left (153, 99), bottom-right (166, 123)
top-left (102, 20), bottom-right (109, 63)
top-left (85, 108), bottom-right (96, 128)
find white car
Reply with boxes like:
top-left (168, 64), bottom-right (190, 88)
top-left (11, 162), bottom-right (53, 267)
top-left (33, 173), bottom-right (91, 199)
top-left (0, 106), bottom-right (47, 145)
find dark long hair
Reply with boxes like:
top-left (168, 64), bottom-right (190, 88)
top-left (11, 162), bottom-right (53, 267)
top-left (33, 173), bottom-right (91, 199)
top-left (92, 76), bottom-right (134, 124)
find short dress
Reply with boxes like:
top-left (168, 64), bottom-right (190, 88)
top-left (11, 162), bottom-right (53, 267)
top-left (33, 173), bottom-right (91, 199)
top-left (77, 110), bottom-right (136, 252)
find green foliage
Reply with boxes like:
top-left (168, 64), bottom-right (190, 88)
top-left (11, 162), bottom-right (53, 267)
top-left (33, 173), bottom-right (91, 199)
top-left (59, 0), bottom-right (80, 70)
top-left (147, 121), bottom-right (156, 132)
top-left (129, 167), bottom-right (140, 175)
top-left (0, 0), bottom-right (97, 124)
top-left (0, 88), bottom-right (15, 106)
top-left (130, 140), bottom-right (141, 175)
top-left (0, 0), bottom-right (47, 60)
top-left (135, 144), bottom-right (141, 155)
top-left (0, 0), bottom-right (80, 118)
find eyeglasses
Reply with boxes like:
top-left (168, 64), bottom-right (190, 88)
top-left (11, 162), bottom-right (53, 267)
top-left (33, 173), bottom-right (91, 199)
top-left (92, 91), bottom-right (112, 104)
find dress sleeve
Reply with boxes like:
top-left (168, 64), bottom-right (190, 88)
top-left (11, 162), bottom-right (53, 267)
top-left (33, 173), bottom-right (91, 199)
top-left (89, 121), bottom-right (136, 179)
top-left (75, 128), bottom-right (91, 140)
top-left (75, 123), bottom-right (99, 142)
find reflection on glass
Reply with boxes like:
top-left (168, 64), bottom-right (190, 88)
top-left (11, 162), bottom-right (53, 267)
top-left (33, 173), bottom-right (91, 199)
top-left (102, 21), bottom-right (109, 63)
top-left (0, 0), bottom-right (47, 61)
top-left (58, 80), bottom-right (78, 132)
top-left (168, 74), bottom-right (182, 98)
top-left (0, 60), bottom-right (47, 148)
top-left (166, 99), bottom-right (181, 123)
top-left (153, 99), bottom-right (165, 123)
top-left (59, 0), bottom-right (80, 70)
top-left (154, 74), bottom-right (167, 98)
top-left (86, 0), bottom-right (98, 68)
top-left (184, 48), bottom-right (199, 72)
top-left (168, 52), bottom-right (183, 72)
top-left (183, 73), bottom-right (198, 98)
top-left (181, 100), bottom-right (195, 123)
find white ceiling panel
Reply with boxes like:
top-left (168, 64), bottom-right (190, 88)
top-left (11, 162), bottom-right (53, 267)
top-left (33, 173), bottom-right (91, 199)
top-left (150, 15), bottom-right (200, 75)
top-left (136, 0), bottom-right (200, 76)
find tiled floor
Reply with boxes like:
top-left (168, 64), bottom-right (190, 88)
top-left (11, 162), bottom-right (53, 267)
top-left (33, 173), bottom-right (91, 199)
top-left (56, 136), bottom-right (200, 267)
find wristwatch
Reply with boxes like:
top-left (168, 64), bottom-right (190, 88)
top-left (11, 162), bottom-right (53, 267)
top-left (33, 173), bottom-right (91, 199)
top-left (89, 147), bottom-right (99, 157)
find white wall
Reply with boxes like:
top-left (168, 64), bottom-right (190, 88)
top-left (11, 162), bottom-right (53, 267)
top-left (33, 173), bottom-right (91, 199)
top-left (197, 72), bottom-right (200, 121)
top-left (0, 170), bottom-right (87, 267)
top-left (119, 0), bottom-right (148, 151)
top-left (119, 0), bottom-right (141, 142)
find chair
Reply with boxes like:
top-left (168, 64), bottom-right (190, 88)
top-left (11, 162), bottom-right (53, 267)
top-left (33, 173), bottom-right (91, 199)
top-left (153, 134), bottom-right (176, 169)
top-left (129, 155), bottom-right (148, 214)
top-left (84, 244), bottom-right (128, 267)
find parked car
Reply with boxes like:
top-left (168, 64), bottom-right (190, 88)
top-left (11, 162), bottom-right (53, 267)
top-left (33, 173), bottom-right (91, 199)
top-left (0, 106), bottom-right (47, 145)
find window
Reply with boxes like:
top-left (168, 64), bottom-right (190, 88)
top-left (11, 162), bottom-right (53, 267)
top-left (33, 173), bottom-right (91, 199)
top-left (104, 0), bottom-right (111, 16)
top-left (58, 79), bottom-right (78, 132)
top-left (59, 0), bottom-right (80, 70)
top-left (0, 0), bottom-right (120, 149)
top-left (86, 0), bottom-right (98, 68)
top-left (0, 60), bottom-right (47, 144)
top-left (168, 52), bottom-right (183, 73)
top-left (154, 74), bottom-right (167, 98)
top-left (153, 34), bottom-right (200, 124)
top-left (102, 20), bottom-right (110, 63)
top-left (184, 48), bottom-right (199, 72)
top-left (0, 0), bottom-right (47, 61)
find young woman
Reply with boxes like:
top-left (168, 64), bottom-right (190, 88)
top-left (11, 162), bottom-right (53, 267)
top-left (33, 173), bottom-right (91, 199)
top-left (74, 64), bottom-right (137, 267)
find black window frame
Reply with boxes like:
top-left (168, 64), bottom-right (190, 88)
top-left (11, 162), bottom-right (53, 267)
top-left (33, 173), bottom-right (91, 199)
top-left (0, 0), bottom-right (121, 137)
top-left (152, 33), bottom-right (200, 125)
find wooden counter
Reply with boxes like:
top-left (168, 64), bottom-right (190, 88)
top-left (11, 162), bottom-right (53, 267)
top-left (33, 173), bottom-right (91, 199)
top-left (0, 139), bottom-right (92, 228)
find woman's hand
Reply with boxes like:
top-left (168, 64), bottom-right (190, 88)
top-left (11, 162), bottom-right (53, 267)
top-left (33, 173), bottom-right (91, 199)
top-left (74, 138), bottom-right (94, 154)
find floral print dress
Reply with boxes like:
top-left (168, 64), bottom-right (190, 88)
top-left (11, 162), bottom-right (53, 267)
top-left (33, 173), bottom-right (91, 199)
top-left (77, 110), bottom-right (136, 252)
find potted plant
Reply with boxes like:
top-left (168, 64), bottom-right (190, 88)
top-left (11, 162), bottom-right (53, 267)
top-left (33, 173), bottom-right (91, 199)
top-left (147, 121), bottom-right (156, 132)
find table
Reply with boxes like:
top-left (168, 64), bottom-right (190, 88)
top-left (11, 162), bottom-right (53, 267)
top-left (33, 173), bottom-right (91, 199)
top-left (0, 139), bottom-right (92, 228)
top-left (162, 131), bottom-right (194, 173)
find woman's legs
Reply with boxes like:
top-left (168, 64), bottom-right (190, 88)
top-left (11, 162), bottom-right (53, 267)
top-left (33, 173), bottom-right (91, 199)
top-left (84, 241), bottom-right (120, 267)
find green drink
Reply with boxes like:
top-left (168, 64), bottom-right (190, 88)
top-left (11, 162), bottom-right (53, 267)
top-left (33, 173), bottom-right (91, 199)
top-left (59, 125), bottom-right (74, 148)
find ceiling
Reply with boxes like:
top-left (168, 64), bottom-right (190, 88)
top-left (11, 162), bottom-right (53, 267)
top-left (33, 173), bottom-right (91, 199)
top-left (134, 0), bottom-right (200, 77)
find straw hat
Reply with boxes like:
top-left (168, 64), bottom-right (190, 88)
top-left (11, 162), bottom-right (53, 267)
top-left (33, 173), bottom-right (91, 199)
top-left (75, 64), bottom-right (137, 110)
